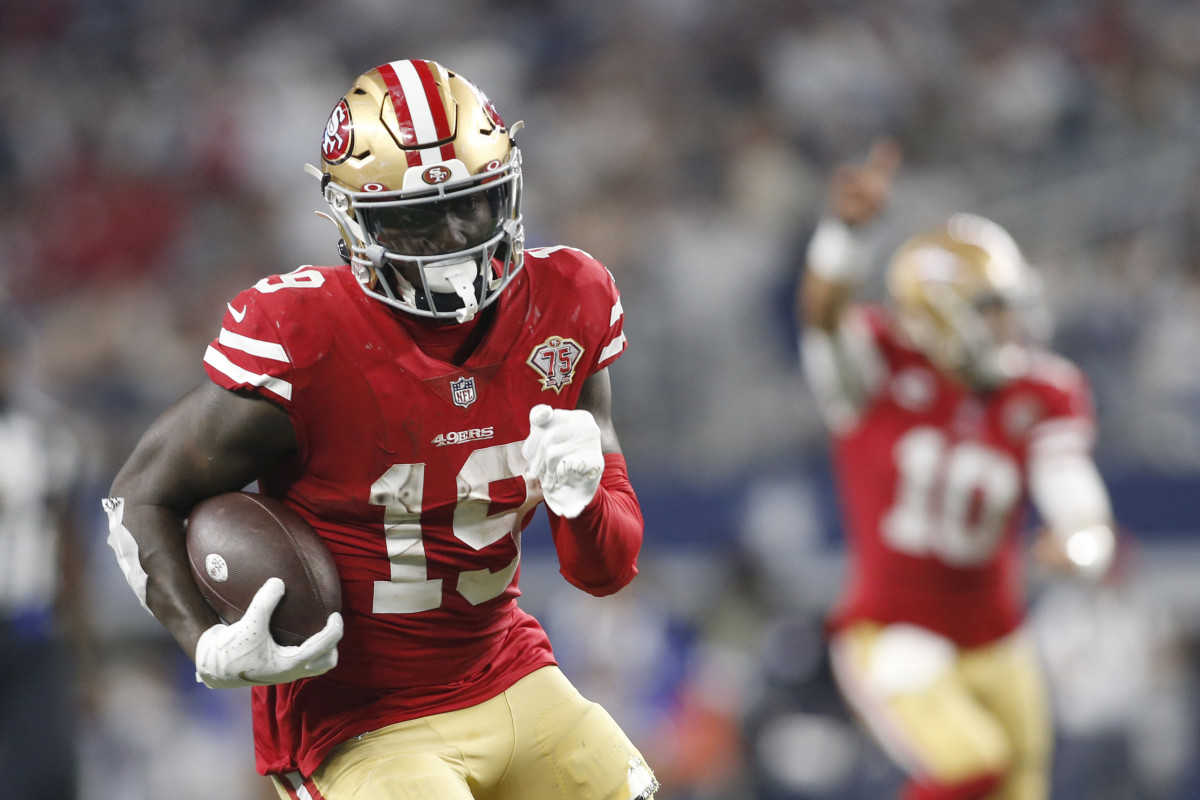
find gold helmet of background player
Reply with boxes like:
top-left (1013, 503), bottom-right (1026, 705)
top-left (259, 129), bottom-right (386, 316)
top-left (887, 213), bottom-right (1046, 389)
top-left (312, 59), bottom-right (524, 323)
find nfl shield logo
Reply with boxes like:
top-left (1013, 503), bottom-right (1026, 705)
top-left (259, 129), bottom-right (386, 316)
top-left (450, 376), bottom-right (477, 408)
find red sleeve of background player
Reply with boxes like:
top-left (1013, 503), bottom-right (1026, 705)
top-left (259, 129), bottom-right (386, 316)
top-left (1025, 353), bottom-right (1098, 455)
top-left (547, 453), bottom-right (643, 596)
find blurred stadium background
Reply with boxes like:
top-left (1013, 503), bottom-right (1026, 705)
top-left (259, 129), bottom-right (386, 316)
top-left (2, 0), bottom-right (1199, 797)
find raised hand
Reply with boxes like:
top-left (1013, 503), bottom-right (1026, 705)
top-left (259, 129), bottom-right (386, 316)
top-left (828, 136), bottom-right (903, 228)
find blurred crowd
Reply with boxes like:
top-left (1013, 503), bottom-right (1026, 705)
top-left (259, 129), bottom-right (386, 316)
top-left (2, 0), bottom-right (1200, 798)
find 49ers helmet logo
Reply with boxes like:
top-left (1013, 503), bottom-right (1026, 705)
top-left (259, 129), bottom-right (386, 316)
top-left (527, 335), bottom-right (584, 393)
top-left (422, 165), bottom-right (452, 185)
top-left (322, 100), bottom-right (353, 164)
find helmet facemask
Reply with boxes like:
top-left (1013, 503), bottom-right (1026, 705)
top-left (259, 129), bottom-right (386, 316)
top-left (900, 281), bottom-right (1027, 390)
top-left (323, 156), bottom-right (524, 323)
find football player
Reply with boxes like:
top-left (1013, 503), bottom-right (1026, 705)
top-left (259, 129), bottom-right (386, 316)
top-left (797, 139), bottom-right (1117, 800)
top-left (104, 59), bottom-right (657, 800)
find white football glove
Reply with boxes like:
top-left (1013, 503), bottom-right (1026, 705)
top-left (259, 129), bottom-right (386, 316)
top-left (194, 577), bottom-right (343, 689)
top-left (522, 404), bottom-right (605, 519)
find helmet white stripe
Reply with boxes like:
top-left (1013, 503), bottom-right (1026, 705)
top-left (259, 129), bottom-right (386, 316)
top-left (390, 60), bottom-right (438, 143)
top-left (375, 62), bottom-right (421, 167)
top-left (412, 59), bottom-right (459, 163)
top-left (386, 60), bottom-right (455, 166)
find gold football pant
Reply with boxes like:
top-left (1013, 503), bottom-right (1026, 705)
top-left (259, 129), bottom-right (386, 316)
top-left (270, 666), bottom-right (657, 800)
top-left (830, 622), bottom-right (1051, 800)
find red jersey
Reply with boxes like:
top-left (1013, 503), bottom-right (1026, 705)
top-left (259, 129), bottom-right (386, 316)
top-left (812, 306), bottom-right (1095, 647)
top-left (202, 246), bottom-right (629, 776)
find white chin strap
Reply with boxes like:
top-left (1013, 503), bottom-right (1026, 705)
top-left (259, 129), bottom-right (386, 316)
top-left (371, 247), bottom-right (483, 323)
top-left (425, 258), bottom-right (481, 322)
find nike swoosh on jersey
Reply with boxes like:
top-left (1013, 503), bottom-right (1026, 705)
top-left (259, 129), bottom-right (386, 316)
top-left (227, 304), bottom-right (248, 323)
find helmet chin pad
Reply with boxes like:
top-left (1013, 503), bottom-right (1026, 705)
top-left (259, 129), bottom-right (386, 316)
top-left (388, 256), bottom-right (483, 323)
top-left (424, 258), bottom-right (480, 322)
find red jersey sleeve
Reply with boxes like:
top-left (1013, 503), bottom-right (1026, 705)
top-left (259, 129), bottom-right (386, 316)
top-left (1022, 353), bottom-right (1097, 458)
top-left (526, 246), bottom-right (628, 375)
top-left (594, 266), bottom-right (628, 371)
top-left (547, 453), bottom-right (642, 596)
top-left (203, 286), bottom-right (297, 409)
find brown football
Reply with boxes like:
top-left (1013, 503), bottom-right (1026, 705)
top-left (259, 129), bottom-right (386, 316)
top-left (186, 492), bottom-right (341, 646)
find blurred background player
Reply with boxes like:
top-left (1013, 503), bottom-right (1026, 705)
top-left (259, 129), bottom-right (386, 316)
top-left (103, 59), bottom-right (656, 800)
top-left (0, 303), bottom-right (93, 799)
top-left (796, 139), bottom-right (1120, 800)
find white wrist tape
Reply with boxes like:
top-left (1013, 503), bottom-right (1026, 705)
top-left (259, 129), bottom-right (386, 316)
top-left (102, 497), bottom-right (153, 615)
top-left (1029, 447), bottom-right (1116, 580)
top-left (807, 216), bottom-right (874, 283)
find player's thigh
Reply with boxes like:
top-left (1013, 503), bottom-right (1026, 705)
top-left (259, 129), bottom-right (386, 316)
top-left (271, 754), bottom-right (474, 800)
top-left (958, 632), bottom-right (1051, 800)
top-left (958, 631), bottom-right (1051, 762)
top-left (830, 622), bottom-right (1011, 785)
top-left (271, 713), bottom-right (483, 800)
top-left (499, 666), bottom-right (657, 800)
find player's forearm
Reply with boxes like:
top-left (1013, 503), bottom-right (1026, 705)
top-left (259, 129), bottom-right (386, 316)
top-left (800, 216), bottom-right (874, 334)
top-left (549, 453), bottom-right (642, 596)
top-left (1028, 449), bottom-right (1116, 579)
top-left (103, 493), bottom-right (220, 659)
top-left (802, 271), bottom-right (860, 334)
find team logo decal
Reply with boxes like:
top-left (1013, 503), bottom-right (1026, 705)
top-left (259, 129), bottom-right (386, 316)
top-left (322, 99), bottom-right (354, 164)
top-left (205, 554), bottom-right (229, 583)
top-left (527, 335), bottom-right (584, 393)
top-left (422, 164), bottom-right (452, 185)
top-left (450, 375), bottom-right (477, 408)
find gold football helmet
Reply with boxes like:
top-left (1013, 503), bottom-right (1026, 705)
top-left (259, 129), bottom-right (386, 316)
top-left (310, 59), bottom-right (524, 322)
top-left (887, 214), bottom-right (1044, 388)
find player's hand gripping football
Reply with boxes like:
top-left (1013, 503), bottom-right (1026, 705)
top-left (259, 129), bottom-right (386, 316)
top-left (522, 404), bottom-right (604, 519)
top-left (194, 577), bottom-right (343, 689)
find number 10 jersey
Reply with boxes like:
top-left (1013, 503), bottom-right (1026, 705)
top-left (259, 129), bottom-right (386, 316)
top-left (811, 306), bottom-right (1095, 649)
